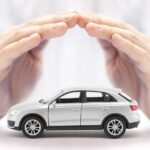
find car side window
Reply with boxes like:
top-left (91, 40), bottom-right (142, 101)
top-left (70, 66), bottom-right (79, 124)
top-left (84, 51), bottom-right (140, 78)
top-left (56, 92), bottom-right (81, 103)
top-left (86, 92), bottom-right (104, 102)
top-left (103, 93), bottom-right (117, 102)
top-left (85, 92), bottom-right (117, 102)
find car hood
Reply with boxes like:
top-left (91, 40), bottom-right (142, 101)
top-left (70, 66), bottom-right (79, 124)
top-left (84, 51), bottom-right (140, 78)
top-left (9, 100), bottom-right (48, 112)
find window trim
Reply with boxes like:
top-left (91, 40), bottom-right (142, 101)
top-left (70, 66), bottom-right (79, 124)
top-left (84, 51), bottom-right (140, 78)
top-left (103, 92), bottom-right (117, 102)
top-left (55, 91), bottom-right (83, 104)
top-left (84, 91), bottom-right (117, 103)
top-left (85, 91), bottom-right (104, 103)
top-left (119, 93), bottom-right (132, 102)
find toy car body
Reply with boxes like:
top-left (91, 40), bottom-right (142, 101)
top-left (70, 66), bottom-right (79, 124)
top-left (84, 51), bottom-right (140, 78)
top-left (7, 88), bottom-right (140, 138)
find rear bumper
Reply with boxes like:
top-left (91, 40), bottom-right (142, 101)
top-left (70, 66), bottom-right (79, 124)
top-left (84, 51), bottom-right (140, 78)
top-left (127, 121), bottom-right (140, 129)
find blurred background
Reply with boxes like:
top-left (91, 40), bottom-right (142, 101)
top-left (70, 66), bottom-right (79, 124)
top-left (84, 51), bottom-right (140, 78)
top-left (0, 0), bottom-right (150, 149)
top-left (1, 0), bottom-right (150, 99)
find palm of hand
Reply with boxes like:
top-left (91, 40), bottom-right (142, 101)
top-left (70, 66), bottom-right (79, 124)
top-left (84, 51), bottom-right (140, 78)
top-left (9, 42), bottom-right (47, 104)
top-left (0, 41), bottom-right (47, 117)
top-left (101, 40), bottom-right (147, 106)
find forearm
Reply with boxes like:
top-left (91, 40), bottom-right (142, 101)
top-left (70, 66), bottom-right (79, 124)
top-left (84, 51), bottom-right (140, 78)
top-left (0, 78), bottom-right (11, 118)
top-left (138, 82), bottom-right (150, 119)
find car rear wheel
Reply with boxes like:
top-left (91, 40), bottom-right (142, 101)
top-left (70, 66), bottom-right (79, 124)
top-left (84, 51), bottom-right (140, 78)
top-left (104, 116), bottom-right (126, 138)
top-left (21, 116), bottom-right (44, 138)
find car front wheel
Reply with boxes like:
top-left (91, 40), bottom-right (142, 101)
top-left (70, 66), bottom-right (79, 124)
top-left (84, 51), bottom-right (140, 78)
top-left (21, 116), bottom-right (44, 138)
top-left (104, 116), bottom-right (126, 138)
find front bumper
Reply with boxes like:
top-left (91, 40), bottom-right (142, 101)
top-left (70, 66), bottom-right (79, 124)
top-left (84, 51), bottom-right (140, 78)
top-left (7, 120), bottom-right (21, 130)
top-left (7, 113), bottom-right (22, 130)
top-left (8, 120), bottom-right (15, 127)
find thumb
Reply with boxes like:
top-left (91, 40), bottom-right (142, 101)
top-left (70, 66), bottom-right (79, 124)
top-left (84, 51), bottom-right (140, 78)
top-left (99, 39), bottom-right (118, 63)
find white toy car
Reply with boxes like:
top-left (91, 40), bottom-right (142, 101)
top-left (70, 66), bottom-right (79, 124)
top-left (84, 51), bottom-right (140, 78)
top-left (7, 88), bottom-right (140, 138)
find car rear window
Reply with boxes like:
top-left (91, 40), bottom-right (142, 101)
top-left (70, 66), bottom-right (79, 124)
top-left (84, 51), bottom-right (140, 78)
top-left (85, 92), bottom-right (117, 102)
top-left (119, 92), bottom-right (133, 102)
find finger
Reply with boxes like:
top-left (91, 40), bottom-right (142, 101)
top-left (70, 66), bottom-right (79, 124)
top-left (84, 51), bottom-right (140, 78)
top-left (0, 22), bottom-right (67, 48)
top-left (29, 40), bottom-right (48, 61)
top-left (0, 33), bottom-right (41, 70)
top-left (78, 11), bottom-right (137, 32)
top-left (111, 33), bottom-right (147, 63)
top-left (0, 32), bottom-right (4, 38)
top-left (9, 12), bottom-right (78, 32)
top-left (86, 22), bottom-right (147, 50)
top-left (3, 12), bottom-right (75, 37)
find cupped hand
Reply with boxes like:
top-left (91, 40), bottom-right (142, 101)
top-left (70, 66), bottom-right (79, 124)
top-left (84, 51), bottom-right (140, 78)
top-left (78, 11), bottom-right (150, 118)
top-left (1, 11), bottom-right (150, 120)
top-left (0, 12), bottom-right (78, 117)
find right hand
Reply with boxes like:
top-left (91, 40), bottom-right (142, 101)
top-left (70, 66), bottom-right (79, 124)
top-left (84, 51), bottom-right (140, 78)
top-left (0, 12), bottom-right (78, 117)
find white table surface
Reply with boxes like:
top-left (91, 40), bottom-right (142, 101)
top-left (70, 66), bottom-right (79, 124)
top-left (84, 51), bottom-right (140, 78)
top-left (0, 110), bottom-right (150, 150)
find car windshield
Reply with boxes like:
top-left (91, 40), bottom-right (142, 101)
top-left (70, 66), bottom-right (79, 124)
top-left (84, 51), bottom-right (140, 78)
top-left (43, 90), bottom-right (65, 103)
top-left (119, 92), bottom-right (133, 102)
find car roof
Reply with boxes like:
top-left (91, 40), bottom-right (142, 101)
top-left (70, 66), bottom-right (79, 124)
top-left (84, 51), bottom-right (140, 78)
top-left (60, 87), bottom-right (122, 94)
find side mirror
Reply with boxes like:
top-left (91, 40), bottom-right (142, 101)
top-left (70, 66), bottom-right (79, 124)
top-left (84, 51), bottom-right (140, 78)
top-left (52, 101), bottom-right (56, 107)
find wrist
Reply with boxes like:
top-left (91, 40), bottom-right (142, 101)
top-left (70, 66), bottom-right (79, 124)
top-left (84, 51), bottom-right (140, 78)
top-left (138, 82), bottom-right (150, 119)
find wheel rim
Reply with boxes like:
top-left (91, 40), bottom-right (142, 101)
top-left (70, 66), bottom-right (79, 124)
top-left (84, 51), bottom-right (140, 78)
top-left (107, 119), bottom-right (124, 136)
top-left (25, 119), bottom-right (41, 136)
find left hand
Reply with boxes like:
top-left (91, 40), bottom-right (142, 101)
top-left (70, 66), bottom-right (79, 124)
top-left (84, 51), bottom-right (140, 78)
top-left (78, 11), bottom-right (150, 118)
top-left (0, 12), bottom-right (78, 117)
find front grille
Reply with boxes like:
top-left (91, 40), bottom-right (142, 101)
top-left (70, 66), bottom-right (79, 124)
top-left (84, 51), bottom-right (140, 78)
top-left (8, 120), bottom-right (15, 127)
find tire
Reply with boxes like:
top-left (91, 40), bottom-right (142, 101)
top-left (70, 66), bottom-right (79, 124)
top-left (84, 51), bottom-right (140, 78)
top-left (21, 116), bottom-right (44, 138)
top-left (103, 116), bottom-right (126, 138)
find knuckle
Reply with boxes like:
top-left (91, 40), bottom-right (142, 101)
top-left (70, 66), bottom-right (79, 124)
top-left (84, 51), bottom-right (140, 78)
top-left (0, 49), bottom-right (6, 57)
top-left (119, 22), bottom-right (126, 27)
top-left (50, 24), bottom-right (58, 30)
top-left (97, 17), bottom-right (103, 24)
top-left (25, 20), bottom-right (34, 26)
top-left (140, 51), bottom-right (149, 63)
top-left (0, 32), bottom-right (4, 37)
top-left (130, 32), bottom-right (139, 41)
top-left (14, 40), bottom-right (22, 48)
top-left (38, 26), bottom-right (47, 39)
top-left (12, 29), bottom-right (23, 38)
top-left (117, 21), bottom-right (129, 28)
top-left (105, 29), bottom-right (113, 40)
top-left (51, 14), bottom-right (58, 21)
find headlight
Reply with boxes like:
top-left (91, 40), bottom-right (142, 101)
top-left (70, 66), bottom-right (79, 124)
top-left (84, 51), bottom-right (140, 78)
top-left (9, 110), bottom-right (19, 116)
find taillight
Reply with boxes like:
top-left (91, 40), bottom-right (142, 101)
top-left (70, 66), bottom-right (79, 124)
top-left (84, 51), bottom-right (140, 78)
top-left (130, 105), bottom-right (138, 111)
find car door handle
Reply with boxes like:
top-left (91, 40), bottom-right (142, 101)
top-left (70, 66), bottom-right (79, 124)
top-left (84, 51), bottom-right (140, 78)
top-left (72, 108), bottom-right (80, 111)
top-left (102, 107), bottom-right (109, 110)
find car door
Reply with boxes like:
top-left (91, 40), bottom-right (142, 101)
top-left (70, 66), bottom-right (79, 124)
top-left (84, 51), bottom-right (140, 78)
top-left (81, 91), bottom-right (109, 126)
top-left (49, 91), bottom-right (82, 126)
